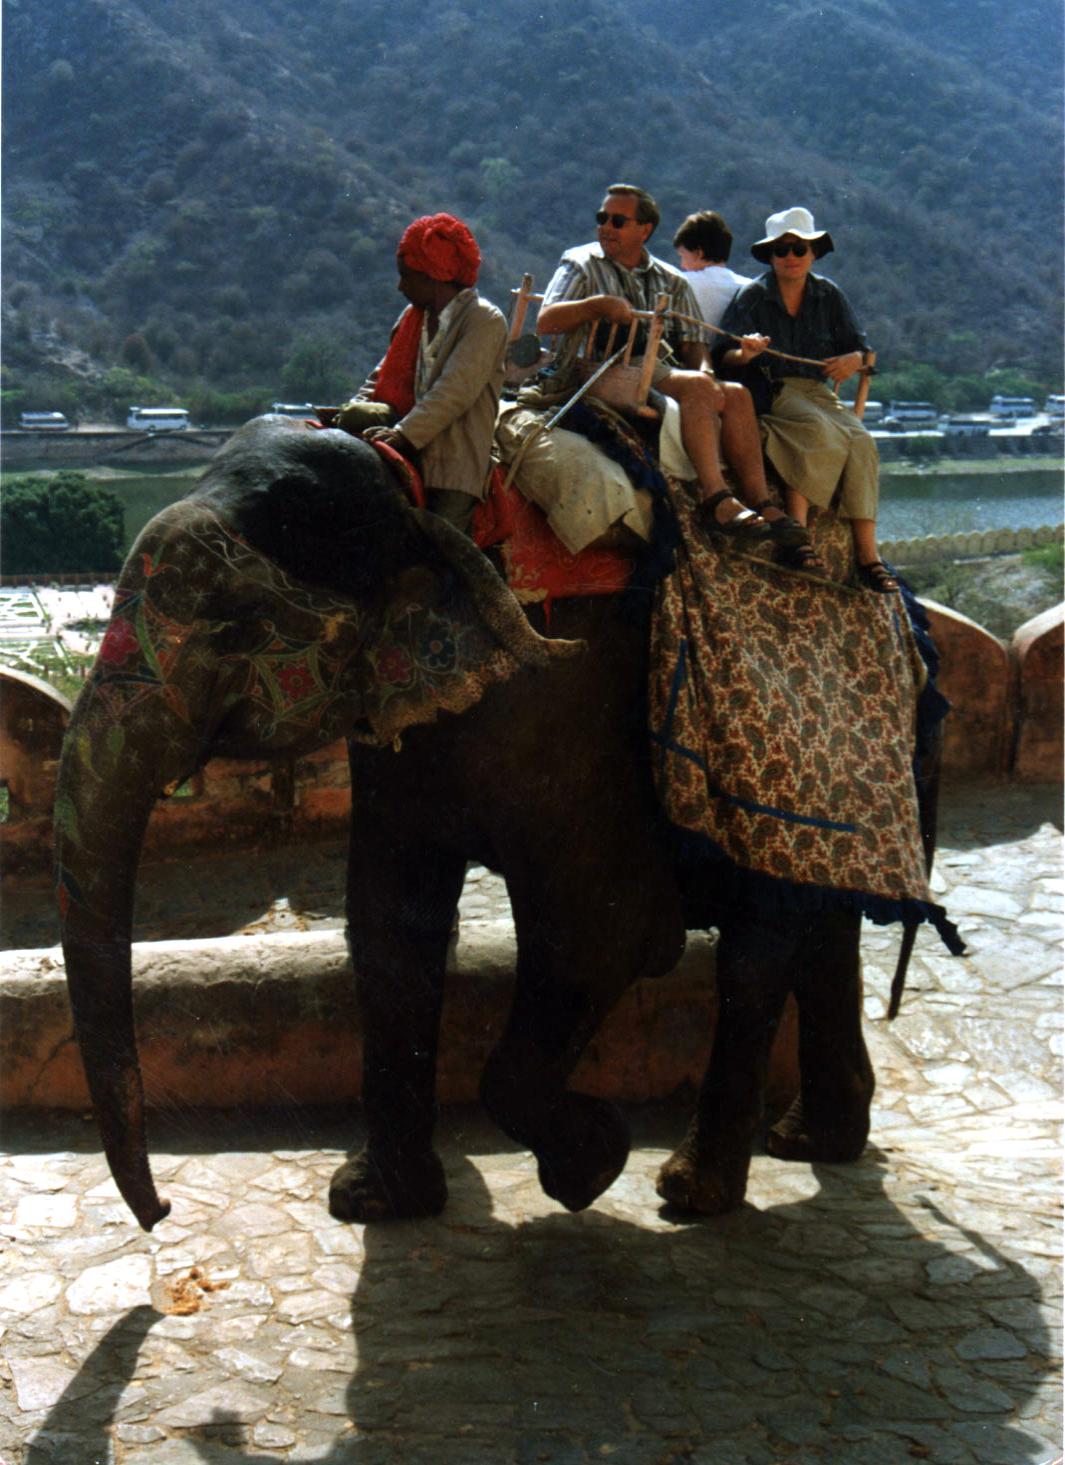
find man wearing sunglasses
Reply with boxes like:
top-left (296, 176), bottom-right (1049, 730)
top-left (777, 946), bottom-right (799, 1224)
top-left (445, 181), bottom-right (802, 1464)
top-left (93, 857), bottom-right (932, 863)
top-left (536, 184), bottom-right (801, 546)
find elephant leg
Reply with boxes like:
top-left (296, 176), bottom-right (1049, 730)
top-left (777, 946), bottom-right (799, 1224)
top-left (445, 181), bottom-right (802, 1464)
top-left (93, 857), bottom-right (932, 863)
top-left (480, 969), bottom-right (631, 1215)
top-left (657, 916), bottom-right (795, 1216)
top-left (481, 847), bottom-right (685, 1214)
top-left (767, 910), bottom-right (874, 1164)
top-left (329, 832), bottom-right (466, 1223)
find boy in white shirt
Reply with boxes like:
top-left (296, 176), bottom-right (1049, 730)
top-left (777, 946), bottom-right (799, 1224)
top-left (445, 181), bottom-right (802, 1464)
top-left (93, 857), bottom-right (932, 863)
top-left (673, 210), bottom-right (752, 329)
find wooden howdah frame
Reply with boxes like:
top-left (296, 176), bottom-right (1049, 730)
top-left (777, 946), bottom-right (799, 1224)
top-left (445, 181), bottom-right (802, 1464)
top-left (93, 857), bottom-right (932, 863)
top-left (506, 274), bottom-right (877, 421)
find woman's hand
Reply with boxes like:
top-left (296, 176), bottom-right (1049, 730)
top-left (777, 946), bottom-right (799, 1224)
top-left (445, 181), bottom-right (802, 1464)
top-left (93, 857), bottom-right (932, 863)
top-left (736, 333), bottom-right (770, 364)
top-left (822, 351), bottom-right (863, 383)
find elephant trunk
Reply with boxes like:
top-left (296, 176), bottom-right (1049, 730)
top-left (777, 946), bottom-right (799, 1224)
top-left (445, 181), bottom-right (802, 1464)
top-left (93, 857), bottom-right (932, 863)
top-left (410, 507), bottom-right (586, 665)
top-left (55, 702), bottom-right (173, 1232)
top-left (63, 918), bottom-right (171, 1231)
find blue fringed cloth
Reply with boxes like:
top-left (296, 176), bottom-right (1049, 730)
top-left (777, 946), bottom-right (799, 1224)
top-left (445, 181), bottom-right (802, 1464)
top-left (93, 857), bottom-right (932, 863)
top-left (649, 482), bottom-right (964, 952)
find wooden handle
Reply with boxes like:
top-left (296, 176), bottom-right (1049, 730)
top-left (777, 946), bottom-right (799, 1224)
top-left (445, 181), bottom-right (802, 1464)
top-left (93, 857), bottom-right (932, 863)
top-left (507, 274), bottom-right (538, 341)
top-left (852, 350), bottom-right (877, 420)
top-left (635, 293), bottom-right (670, 404)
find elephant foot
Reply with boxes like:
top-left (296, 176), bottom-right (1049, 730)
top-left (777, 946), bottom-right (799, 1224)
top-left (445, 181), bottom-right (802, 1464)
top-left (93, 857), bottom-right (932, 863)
top-left (655, 1129), bottom-right (750, 1216)
top-left (766, 1094), bottom-right (870, 1164)
top-left (532, 1095), bottom-right (631, 1212)
top-left (482, 1064), bottom-right (630, 1211)
top-left (328, 1147), bottom-right (447, 1223)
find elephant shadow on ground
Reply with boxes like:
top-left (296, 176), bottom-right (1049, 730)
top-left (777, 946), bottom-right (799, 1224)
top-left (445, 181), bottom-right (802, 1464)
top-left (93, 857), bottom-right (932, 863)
top-left (23, 1305), bottom-right (161, 1464)
top-left (27, 1134), bottom-right (1054, 1464)
top-left (937, 783), bottom-right (1063, 853)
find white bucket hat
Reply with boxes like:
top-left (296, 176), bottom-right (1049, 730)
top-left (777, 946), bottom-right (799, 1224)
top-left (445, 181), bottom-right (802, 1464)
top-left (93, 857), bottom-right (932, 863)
top-left (751, 206), bottom-right (834, 263)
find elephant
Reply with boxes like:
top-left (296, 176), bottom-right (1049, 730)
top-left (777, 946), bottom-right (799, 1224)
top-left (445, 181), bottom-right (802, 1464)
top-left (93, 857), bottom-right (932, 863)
top-left (54, 414), bottom-right (935, 1233)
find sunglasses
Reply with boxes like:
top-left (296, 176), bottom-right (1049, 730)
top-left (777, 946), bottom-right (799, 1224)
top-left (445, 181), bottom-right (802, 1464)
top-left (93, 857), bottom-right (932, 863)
top-left (596, 211), bottom-right (640, 228)
top-left (772, 241), bottom-right (810, 258)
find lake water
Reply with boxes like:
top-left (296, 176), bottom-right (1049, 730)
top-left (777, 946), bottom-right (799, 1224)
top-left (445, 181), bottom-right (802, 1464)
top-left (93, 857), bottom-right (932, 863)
top-left (107, 472), bottom-right (201, 549)
top-left (5, 463), bottom-right (1063, 556)
top-left (878, 468), bottom-right (1063, 541)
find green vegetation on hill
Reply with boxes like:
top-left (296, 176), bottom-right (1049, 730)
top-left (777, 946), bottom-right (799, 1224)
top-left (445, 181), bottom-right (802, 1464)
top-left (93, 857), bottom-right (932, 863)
top-left (3, 0), bottom-right (1062, 420)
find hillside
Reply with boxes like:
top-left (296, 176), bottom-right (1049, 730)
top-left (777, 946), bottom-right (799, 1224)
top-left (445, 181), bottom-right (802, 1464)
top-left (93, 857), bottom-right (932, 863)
top-left (3, 0), bottom-right (1062, 414)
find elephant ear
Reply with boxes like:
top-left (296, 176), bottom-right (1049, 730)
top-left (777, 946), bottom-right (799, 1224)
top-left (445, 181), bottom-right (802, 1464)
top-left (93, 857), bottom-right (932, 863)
top-left (352, 507), bottom-right (585, 746)
top-left (407, 506), bottom-right (584, 667)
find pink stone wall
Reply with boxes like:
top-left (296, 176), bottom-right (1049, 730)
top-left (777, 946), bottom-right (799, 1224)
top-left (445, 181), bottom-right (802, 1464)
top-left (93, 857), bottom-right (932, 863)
top-left (1011, 604), bottom-right (1064, 781)
top-left (921, 601), bottom-right (1012, 777)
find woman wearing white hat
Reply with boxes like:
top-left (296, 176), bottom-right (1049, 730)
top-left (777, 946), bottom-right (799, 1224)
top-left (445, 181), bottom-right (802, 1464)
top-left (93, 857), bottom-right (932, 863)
top-left (715, 207), bottom-right (897, 591)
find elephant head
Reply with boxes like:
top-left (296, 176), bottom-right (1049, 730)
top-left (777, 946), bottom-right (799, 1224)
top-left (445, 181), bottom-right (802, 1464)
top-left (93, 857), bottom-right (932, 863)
top-left (54, 416), bottom-right (581, 1230)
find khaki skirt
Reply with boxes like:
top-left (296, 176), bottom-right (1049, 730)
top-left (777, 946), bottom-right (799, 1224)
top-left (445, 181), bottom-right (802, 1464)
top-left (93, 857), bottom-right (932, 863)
top-left (762, 377), bottom-right (879, 519)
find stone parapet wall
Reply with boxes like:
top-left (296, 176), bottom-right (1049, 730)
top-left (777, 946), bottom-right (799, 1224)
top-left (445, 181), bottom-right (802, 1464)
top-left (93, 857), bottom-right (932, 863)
top-left (0, 429), bottom-right (228, 471)
top-left (2, 603), bottom-right (1062, 874)
top-left (883, 522), bottom-right (1063, 567)
top-left (1010, 605), bottom-right (1064, 780)
top-left (872, 431), bottom-right (1063, 461)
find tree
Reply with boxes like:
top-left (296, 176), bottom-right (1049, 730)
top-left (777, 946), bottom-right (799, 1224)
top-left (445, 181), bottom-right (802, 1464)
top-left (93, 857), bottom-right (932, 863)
top-left (120, 333), bottom-right (154, 373)
top-left (1, 474), bottom-right (125, 575)
top-left (93, 366), bottom-right (170, 420)
top-left (280, 335), bottom-right (351, 403)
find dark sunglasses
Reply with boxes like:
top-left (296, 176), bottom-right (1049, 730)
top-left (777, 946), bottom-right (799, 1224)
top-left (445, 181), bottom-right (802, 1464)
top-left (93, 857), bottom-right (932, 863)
top-left (772, 241), bottom-right (810, 258)
top-left (596, 211), bottom-right (639, 228)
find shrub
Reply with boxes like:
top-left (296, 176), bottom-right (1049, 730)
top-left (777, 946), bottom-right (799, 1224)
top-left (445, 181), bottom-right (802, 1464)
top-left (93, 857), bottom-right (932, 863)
top-left (1, 473), bottom-right (124, 575)
top-left (186, 384), bottom-right (272, 426)
top-left (1022, 542), bottom-right (1064, 577)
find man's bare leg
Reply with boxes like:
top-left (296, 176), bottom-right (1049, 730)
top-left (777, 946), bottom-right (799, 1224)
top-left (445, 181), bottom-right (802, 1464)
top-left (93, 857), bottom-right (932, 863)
top-left (719, 383), bottom-right (769, 505)
top-left (658, 372), bottom-right (767, 532)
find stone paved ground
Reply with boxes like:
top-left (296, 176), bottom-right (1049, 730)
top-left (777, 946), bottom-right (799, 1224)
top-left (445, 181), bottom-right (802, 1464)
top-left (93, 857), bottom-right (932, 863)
top-left (1, 783), bottom-right (1061, 1463)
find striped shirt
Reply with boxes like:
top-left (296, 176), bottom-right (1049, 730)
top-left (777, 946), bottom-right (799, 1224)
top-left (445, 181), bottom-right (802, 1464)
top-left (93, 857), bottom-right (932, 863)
top-left (541, 242), bottom-right (707, 358)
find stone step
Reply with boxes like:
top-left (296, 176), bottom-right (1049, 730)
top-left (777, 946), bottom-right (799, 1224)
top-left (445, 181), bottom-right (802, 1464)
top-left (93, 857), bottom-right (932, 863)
top-left (0, 926), bottom-right (798, 1115)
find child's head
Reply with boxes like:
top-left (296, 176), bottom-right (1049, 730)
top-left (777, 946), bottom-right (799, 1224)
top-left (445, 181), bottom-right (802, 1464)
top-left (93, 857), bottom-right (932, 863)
top-left (673, 211), bottom-right (733, 267)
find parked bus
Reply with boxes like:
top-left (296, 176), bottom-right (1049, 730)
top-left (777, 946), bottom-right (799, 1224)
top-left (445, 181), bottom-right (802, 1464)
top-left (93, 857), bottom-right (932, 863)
top-left (988, 396), bottom-right (1037, 421)
top-left (883, 401), bottom-right (938, 430)
top-left (270, 401), bottom-right (315, 419)
top-left (18, 411), bottom-right (70, 431)
top-left (127, 406), bottom-right (191, 432)
top-left (941, 415), bottom-right (991, 438)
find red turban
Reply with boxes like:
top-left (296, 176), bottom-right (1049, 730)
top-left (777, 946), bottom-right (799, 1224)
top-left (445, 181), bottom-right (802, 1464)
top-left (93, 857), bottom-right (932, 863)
top-left (398, 213), bottom-right (481, 287)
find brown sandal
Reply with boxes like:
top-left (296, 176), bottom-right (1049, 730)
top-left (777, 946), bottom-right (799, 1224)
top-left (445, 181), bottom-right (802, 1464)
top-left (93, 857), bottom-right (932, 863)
top-left (777, 542), bottom-right (828, 578)
top-left (857, 560), bottom-right (899, 593)
top-left (698, 490), bottom-right (774, 546)
top-left (753, 500), bottom-right (810, 548)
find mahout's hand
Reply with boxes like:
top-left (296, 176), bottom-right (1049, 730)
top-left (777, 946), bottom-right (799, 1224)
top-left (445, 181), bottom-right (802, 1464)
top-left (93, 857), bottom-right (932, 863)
top-left (363, 426), bottom-right (415, 457)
